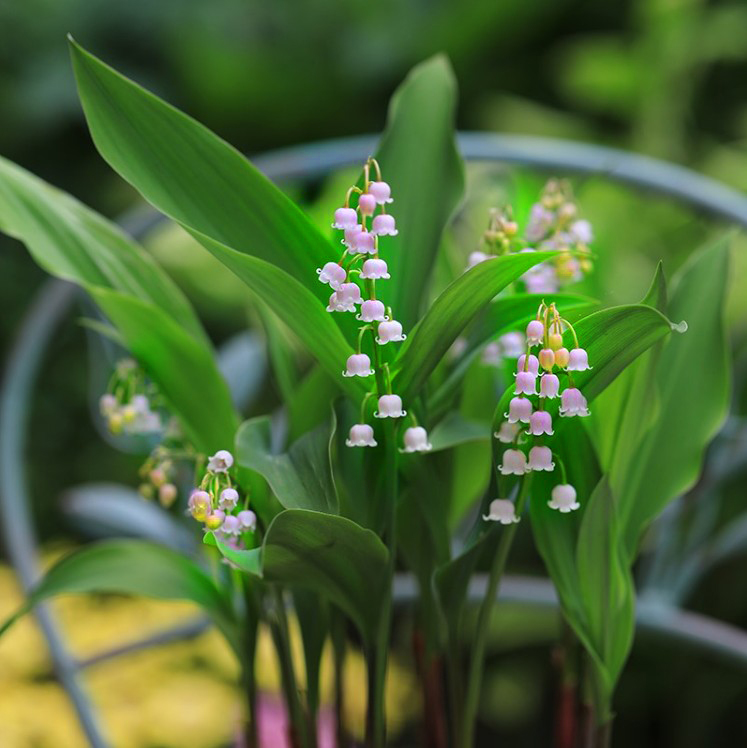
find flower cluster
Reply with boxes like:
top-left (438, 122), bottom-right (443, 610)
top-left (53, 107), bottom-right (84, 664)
top-left (520, 179), bottom-right (593, 294)
top-left (137, 448), bottom-right (179, 507)
top-left (487, 302), bottom-right (590, 521)
top-left (99, 359), bottom-right (162, 436)
top-left (321, 158), bottom-right (431, 454)
top-left (187, 449), bottom-right (256, 553)
top-left (464, 207), bottom-right (520, 271)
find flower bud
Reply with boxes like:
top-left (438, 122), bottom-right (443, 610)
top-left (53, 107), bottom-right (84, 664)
top-left (554, 347), bottom-right (570, 368)
top-left (548, 332), bottom-right (563, 351)
top-left (346, 423), bottom-right (377, 447)
top-left (205, 511), bottom-right (225, 531)
top-left (483, 498), bottom-right (520, 524)
top-left (538, 348), bottom-right (555, 371)
top-left (158, 483), bottom-right (178, 507)
top-left (188, 490), bottom-right (212, 521)
top-left (358, 193), bottom-right (377, 216)
top-left (139, 483), bottom-right (155, 500)
top-left (108, 412), bottom-right (124, 434)
top-left (549, 484), bottom-right (580, 513)
top-left (149, 468), bottom-right (167, 487)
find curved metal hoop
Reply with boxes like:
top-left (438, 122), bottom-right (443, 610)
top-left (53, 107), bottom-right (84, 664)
top-left (2, 133), bottom-right (745, 747)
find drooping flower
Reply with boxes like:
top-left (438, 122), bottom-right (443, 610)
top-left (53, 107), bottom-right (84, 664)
top-left (358, 193), bottom-right (377, 217)
top-left (526, 319), bottom-right (544, 345)
top-left (357, 299), bottom-right (387, 323)
top-left (527, 410), bottom-right (554, 436)
top-left (401, 427), bottom-right (432, 453)
top-left (208, 450), bottom-right (234, 473)
top-left (237, 510), bottom-right (257, 531)
top-left (343, 353), bottom-right (374, 378)
top-left (327, 282), bottom-right (362, 313)
top-left (317, 261), bottom-right (346, 289)
top-left (346, 423), bottom-right (378, 447)
top-left (499, 332), bottom-right (525, 358)
top-left (567, 347), bottom-right (592, 371)
top-left (219, 487), bottom-right (239, 510)
top-left (374, 395), bottom-right (406, 419)
top-left (517, 354), bottom-right (540, 376)
top-left (528, 445), bottom-right (555, 472)
top-left (368, 181), bottom-right (393, 204)
top-left (539, 373), bottom-right (560, 399)
top-left (498, 448), bottom-right (529, 475)
top-left (349, 230), bottom-right (376, 255)
top-left (514, 371), bottom-right (537, 396)
top-left (222, 515), bottom-right (241, 535)
top-left (482, 341), bottom-right (503, 366)
top-left (554, 347), bottom-right (570, 368)
top-left (494, 421), bottom-right (520, 444)
top-left (467, 251), bottom-right (490, 269)
top-left (538, 348), bottom-right (555, 371)
top-left (360, 258), bottom-right (390, 280)
top-left (483, 498), bottom-right (520, 524)
top-left (559, 388), bottom-right (590, 417)
top-left (548, 484), bottom-right (580, 513)
top-left (524, 265), bottom-right (559, 295)
top-left (332, 207), bottom-right (358, 230)
top-left (188, 490), bottom-right (212, 521)
top-left (376, 319), bottom-right (406, 344)
top-left (371, 214), bottom-right (398, 236)
top-left (525, 203), bottom-right (554, 241)
top-left (506, 396), bottom-right (532, 424)
top-left (205, 511), bottom-right (225, 531)
top-left (342, 224), bottom-right (363, 248)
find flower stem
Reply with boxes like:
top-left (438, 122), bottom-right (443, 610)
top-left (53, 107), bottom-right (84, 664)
top-left (460, 475), bottom-right (533, 746)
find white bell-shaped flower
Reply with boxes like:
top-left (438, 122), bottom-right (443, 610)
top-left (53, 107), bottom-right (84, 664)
top-left (517, 354), bottom-right (540, 376)
top-left (332, 207), bottom-right (358, 230)
top-left (317, 261), bottom-right (346, 289)
top-left (371, 214), bottom-right (398, 236)
top-left (368, 181), bottom-right (393, 204)
top-left (237, 510), bottom-right (257, 531)
top-left (528, 445), bottom-right (555, 472)
top-left (539, 373), bottom-right (560, 399)
top-left (346, 423), bottom-right (378, 447)
top-left (567, 347), bottom-right (592, 371)
top-left (483, 498), bottom-right (520, 525)
top-left (494, 421), bottom-right (520, 444)
top-left (374, 394), bottom-right (406, 419)
top-left (343, 353), bottom-right (374, 378)
top-left (219, 487), bottom-right (239, 510)
top-left (376, 320), bottom-right (406, 344)
top-left (208, 450), bottom-right (234, 473)
top-left (498, 448), bottom-right (529, 475)
top-left (526, 319), bottom-right (544, 345)
top-left (400, 426), bottom-right (432, 453)
top-left (357, 299), bottom-right (387, 322)
top-left (506, 396), bottom-right (532, 424)
top-left (548, 484), bottom-right (580, 513)
top-left (358, 193), bottom-right (377, 216)
top-left (559, 388), bottom-right (590, 417)
top-left (360, 258), bottom-right (390, 280)
top-left (349, 230), bottom-right (376, 255)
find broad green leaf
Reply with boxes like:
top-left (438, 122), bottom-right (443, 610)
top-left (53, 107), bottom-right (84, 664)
top-left (212, 534), bottom-right (262, 576)
top-left (394, 250), bottom-right (560, 398)
top-left (428, 412), bottom-right (491, 452)
top-left (69, 39), bottom-right (332, 286)
top-left (235, 416), bottom-right (339, 514)
top-left (619, 239), bottom-right (731, 555)
top-left (0, 155), bottom-right (206, 344)
top-left (0, 540), bottom-right (239, 653)
top-left (372, 55), bottom-right (465, 329)
top-left (91, 288), bottom-right (238, 454)
top-left (261, 510), bottom-right (389, 643)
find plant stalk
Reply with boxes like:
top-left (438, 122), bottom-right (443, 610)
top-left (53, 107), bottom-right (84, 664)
top-left (460, 476), bottom-right (532, 747)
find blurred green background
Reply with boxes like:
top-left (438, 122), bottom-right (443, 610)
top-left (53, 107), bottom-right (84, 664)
top-left (1, 0), bottom-right (746, 745)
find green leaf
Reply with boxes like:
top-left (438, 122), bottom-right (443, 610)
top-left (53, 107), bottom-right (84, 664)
top-left (428, 411), bottom-right (491, 452)
top-left (235, 415), bottom-right (339, 514)
top-left (394, 250), bottom-right (560, 398)
top-left (618, 239), bottom-right (731, 555)
top-left (91, 288), bottom-right (238, 454)
top-left (261, 510), bottom-right (389, 644)
top-left (0, 155), bottom-right (206, 344)
top-left (293, 590), bottom-right (329, 714)
top-left (372, 55), bottom-right (465, 329)
top-left (69, 38), bottom-right (332, 286)
top-left (213, 535), bottom-right (262, 576)
top-left (0, 540), bottom-right (239, 653)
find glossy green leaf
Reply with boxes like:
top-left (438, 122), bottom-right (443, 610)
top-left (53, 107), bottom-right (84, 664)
top-left (428, 412), bottom-right (491, 452)
top-left (619, 239), bottom-right (731, 555)
top-left (213, 535), bottom-right (262, 576)
top-left (69, 39), bottom-right (332, 285)
top-left (0, 541), bottom-right (239, 652)
top-left (0, 155), bottom-right (206, 344)
top-left (261, 510), bottom-right (389, 643)
top-left (91, 288), bottom-right (238, 454)
top-left (372, 55), bottom-right (464, 329)
top-left (235, 416), bottom-right (339, 514)
top-left (394, 250), bottom-right (560, 398)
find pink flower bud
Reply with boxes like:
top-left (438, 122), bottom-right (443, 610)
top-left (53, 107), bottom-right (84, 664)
top-left (538, 348), bottom-right (555, 371)
top-left (350, 230), bottom-right (376, 255)
top-left (498, 449), bottom-right (529, 475)
top-left (204, 511), bottom-right (224, 531)
top-left (371, 214), bottom-right (398, 236)
top-left (567, 347), bottom-right (592, 371)
top-left (358, 193), bottom-right (377, 216)
top-left (317, 261), bottom-right (346, 289)
top-left (526, 319), bottom-right (544, 345)
top-left (559, 387), bottom-right (590, 417)
top-left (554, 347), bottom-right (570, 368)
top-left (368, 181), bottom-right (393, 204)
top-left (517, 354), bottom-right (540, 376)
top-left (237, 510), bottom-right (257, 531)
top-left (494, 421), bottom-right (520, 444)
top-left (343, 353), bottom-right (374, 378)
top-left (357, 299), bottom-right (387, 322)
top-left (506, 397), bottom-right (532, 424)
top-left (346, 423), bottom-right (378, 447)
top-left (514, 371), bottom-right (537, 396)
top-left (376, 319), bottom-right (406, 344)
top-left (207, 450), bottom-right (234, 473)
top-left (549, 484), bottom-right (580, 513)
top-left (158, 483), bottom-right (178, 507)
top-left (527, 410), bottom-right (554, 436)
top-left (401, 427), bottom-right (432, 453)
top-left (219, 487), bottom-right (239, 510)
top-left (332, 207), bottom-right (358, 230)
top-left (482, 498), bottom-right (520, 525)
top-left (360, 258), bottom-right (390, 280)
top-left (374, 395), bottom-right (406, 419)
top-left (539, 373), bottom-right (560, 399)
top-left (528, 446), bottom-right (554, 472)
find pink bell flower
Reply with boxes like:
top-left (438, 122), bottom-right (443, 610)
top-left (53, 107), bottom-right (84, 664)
top-left (317, 261), bottom-right (346, 289)
top-left (368, 181), bottom-right (393, 204)
top-left (499, 332), bottom-right (525, 358)
top-left (467, 251), bottom-right (489, 269)
top-left (376, 319), bottom-right (406, 344)
top-left (506, 397), bottom-right (532, 424)
top-left (346, 423), bottom-right (378, 447)
top-left (349, 230), bottom-right (376, 255)
top-left (360, 258), bottom-right (390, 280)
top-left (371, 214), bottom-right (398, 236)
top-left (342, 224), bottom-right (363, 248)
top-left (514, 371), bottom-right (537, 396)
top-left (527, 410), bottom-right (554, 436)
top-left (358, 193), bottom-right (377, 216)
top-left (482, 498), bottom-right (520, 525)
top-left (237, 510), bottom-right (257, 531)
top-left (332, 207), bottom-right (358, 230)
top-left (498, 448), bottom-right (529, 475)
top-left (559, 388), bottom-right (590, 417)
top-left (494, 421), bottom-right (520, 444)
top-left (343, 353), bottom-right (374, 378)
top-left (327, 283), bottom-right (362, 313)
top-left (526, 319), bottom-right (544, 345)
top-left (375, 395), bottom-right (406, 419)
top-left (517, 354), bottom-right (540, 376)
top-left (528, 446), bottom-right (555, 472)
top-left (549, 484), bottom-right (580, 513)
top-left (401, 427), bottom-right (432, 453)
top-left (222, 515), bottom-right (241, 535)
top-left (208, 450), bottom-right (234, 473)
top-left (567, 347), bottom-right (592, 371)
top-left (539, 373), bottom-right (560, 399)
top-left (219, 487), bottom-right (239, 510)
top-left (357, 299), bottom-right (387, 322)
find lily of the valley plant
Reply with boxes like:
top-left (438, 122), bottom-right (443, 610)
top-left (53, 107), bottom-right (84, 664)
top-left (0, 39), bottom-right (730, 748)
